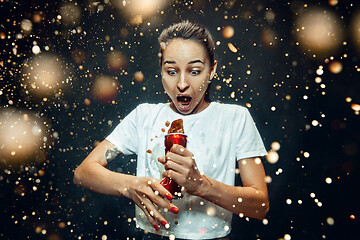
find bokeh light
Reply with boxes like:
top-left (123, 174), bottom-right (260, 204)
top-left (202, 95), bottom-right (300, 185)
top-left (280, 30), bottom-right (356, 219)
top-left (295, 8), bottom-right (343, 57)
top-left (328, 0), bottom-right (338, 7)
top-left (328, 60), bottom-right (343, 74)
top-left (92, 75), bottom-right (120, 103)
top-left (59, 3), bottom-right (82, 26)
top-left (271, 141), bottom-right (281, 151)
top-left (206, 206), bottom-right (216, 216)
top-left (350, 103), bottom-right (360, 115)
top-left (22, 53), bottom-right (67, 97)
top-left (222, 26), bottom-right (234, 39)
top-left (20, 19), bottom-right (32, 33)
top-left (111, 0), bottom-right (171, 24)
top-left (261, 29), bottom-right (276, 46)
top-left (71, 48), bottom-right (86, 65)
top-left (284, 234), bottom-right (291, 240)
top-left (33, 12), bottom-right (44, 23)
top-left (326, 217), bottom-right (335, 225)
top-left (351, 11), bottom-right (360, 50)
top-left (0, 109), bottom-right (48, 164)
top-left (134, 71), bottom-right (144, 83)
top-left (266, 150), bottom-right (279, 164)
top-left (106, 50), bottom-right (127, 71)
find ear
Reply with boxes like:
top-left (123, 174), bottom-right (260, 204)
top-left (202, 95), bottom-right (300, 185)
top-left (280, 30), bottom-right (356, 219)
top-left (210, 60), bottom-right (218, 80)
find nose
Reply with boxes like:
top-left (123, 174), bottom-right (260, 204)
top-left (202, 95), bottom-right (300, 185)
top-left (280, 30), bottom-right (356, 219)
top-left (177, 72), bottom-right (190, 92)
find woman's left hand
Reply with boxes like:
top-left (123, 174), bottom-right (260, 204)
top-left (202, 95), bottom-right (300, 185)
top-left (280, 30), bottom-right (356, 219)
top-left (158, 144), bottom-right (206, 196)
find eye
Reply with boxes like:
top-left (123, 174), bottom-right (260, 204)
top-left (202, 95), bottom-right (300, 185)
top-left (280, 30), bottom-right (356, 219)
top-left (167, 70), bottom-right (176, 76)
top-left (190, 70), bottom-right (200, 75)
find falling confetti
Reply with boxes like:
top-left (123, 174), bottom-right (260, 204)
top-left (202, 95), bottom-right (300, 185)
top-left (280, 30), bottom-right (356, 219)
top-left (227, 42), bottom-right (238, 53)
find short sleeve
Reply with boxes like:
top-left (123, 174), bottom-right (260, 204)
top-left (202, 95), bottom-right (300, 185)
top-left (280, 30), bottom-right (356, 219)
top-left (105, 106), bottom-right (140, 155)
top-left (234, 108), bottom-right (267, 160)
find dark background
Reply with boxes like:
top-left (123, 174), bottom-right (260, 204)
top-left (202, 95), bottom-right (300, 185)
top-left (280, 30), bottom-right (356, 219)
top-left (0, 0), bottom-right (359, 239)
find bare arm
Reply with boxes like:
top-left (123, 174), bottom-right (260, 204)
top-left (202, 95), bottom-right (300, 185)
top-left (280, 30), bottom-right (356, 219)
top-left (74, 139), bottom-right (179, 230)
top-left (196, 158), bottom-right (269, 219)
top-left (159, 144), bottom-right (269, 220)
top-left (73, 139), bottom-right (129, 196)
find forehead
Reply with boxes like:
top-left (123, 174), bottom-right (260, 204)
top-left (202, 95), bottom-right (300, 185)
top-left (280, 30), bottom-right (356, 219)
top-left (162, 38), bottom-right (208, 63)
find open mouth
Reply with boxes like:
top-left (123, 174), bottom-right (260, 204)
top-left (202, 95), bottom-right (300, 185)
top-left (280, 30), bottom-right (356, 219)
top-left (176, 95), bottom-right (192, 111)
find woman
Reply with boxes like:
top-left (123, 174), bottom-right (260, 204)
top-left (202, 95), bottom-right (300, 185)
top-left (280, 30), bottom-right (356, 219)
top-left (74, 20), bottom-right (269, 240)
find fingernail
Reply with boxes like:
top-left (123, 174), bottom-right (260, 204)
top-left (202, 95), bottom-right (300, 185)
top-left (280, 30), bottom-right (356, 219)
top-left (170, 206), bottom-right (179, 214)
top-left (153, 225), bottom-right (160, 231)
top-left (165, 193), bottom-right (173, 200)
top-left (161, 220), bottom-right (168, 227)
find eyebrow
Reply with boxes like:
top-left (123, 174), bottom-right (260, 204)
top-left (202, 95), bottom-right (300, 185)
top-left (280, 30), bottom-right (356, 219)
top-left (164, 60), bottom-right (205, 65)
top-left (164, 60), bottom-right (176, 64)
top-left (189, 60), bottom-right (204, 65)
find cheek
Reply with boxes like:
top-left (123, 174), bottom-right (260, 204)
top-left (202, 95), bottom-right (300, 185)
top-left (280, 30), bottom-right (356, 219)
top-left (161, 76), bottom-right (172, 93)
top-left (197, 77), bottom-right (209, 93)
top-left (161, 75), bottom-right (167, 86)
top-left (161, 74), bottom-right (166, 85)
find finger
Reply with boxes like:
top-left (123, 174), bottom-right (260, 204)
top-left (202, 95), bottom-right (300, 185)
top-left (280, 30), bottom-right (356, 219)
top-left (149, 186), bottom-right (174, 207)
top-left (164, 159), bottom-right (187, 175)
top-left (152, 179), bottom-right (173, 200)
top-left (166, 152), bottom-right (189, 166)
top-left (148, 181), bottom-right (180, 213)
top-left (157, 156), bottom-right (166, 164)
top-left (162, 169), bottom-right (184, 185)
top-left (139, 194), bottom-right (172, 229)
top-left (150, 192), bottom-right (179, 215)
top-left (134, 196), bottom-right (162, 231)
top-left (170, 144), bottom-right (193, 157)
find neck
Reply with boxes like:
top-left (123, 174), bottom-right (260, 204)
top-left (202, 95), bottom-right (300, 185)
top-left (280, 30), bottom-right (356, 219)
top-left (192, 98), bottom-right (210, 114)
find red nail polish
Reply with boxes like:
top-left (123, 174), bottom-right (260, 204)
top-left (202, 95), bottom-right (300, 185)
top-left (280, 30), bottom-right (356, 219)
top-left (153, 225), bottom-right (160, 231)
top-left (161, 220), bottom-right (167, 227)
top-left (170, 206), bottom-right (179, 214)
top-left (165, 193), bottom-right (173, 200)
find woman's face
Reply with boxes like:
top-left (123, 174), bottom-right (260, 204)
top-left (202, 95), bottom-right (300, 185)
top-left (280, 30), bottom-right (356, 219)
top-left (161, 38), bottom-right (217, 115)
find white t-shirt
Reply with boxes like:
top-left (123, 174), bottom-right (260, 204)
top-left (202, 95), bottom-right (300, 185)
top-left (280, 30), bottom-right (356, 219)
top-left (106, 102), bottom-right (267, 239)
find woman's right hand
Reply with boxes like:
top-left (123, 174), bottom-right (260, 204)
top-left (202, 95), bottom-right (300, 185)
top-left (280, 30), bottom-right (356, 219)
top-left (124, 176), bottom-right (179, 231)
